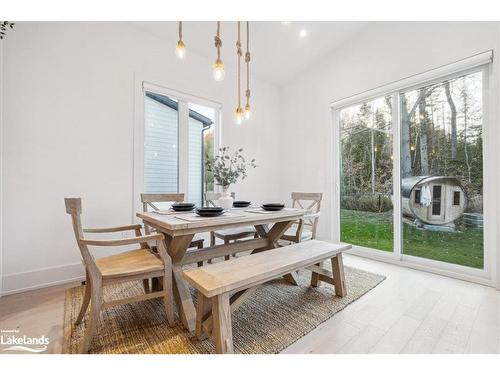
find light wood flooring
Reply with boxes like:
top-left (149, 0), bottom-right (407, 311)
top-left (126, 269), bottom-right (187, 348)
top-left (1, 254), bottom-right (499, 354)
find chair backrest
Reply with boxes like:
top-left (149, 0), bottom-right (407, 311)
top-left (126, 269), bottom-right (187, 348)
top-left (140, 193), bottom-right (185, 234)
top-left (64, 197), bottom-right (99, 276)
top-left (204, 192), bottom-right (236, 207)
top-left (140, 193), bottom-right (185, 212)
top-left (291, 192), bottom-right (323, 238)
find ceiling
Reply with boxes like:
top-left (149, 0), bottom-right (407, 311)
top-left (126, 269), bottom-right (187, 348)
top-left (131, 21), bottom-right (368, 86)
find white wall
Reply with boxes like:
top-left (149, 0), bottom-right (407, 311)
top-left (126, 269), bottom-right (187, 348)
top-left (280, 22), bottom-right (500, 243)
top-left (1, 22), bottom-right (282, 295)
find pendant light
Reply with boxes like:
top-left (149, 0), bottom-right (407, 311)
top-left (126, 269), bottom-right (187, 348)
top-left (175, 21), bottom-right (186, 59)
top-left (234, 22), bottom-right (244, 125)
top-left (244, 21), bottom-right (252, 120)
top-left (213, 22), bottom-right (225, 81)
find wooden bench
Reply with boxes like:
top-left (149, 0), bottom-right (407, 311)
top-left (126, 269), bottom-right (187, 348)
top-left (183, 240), bottom-right (351, 354)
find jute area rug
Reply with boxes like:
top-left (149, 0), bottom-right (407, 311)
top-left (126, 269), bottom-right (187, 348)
top-left (63, 266), bottom-right (385, 354)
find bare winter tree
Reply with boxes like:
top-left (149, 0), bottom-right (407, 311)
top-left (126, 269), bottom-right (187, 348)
top-left (400, 89), bottom-right (429, 177)
top-left (444, 80), bottom-right (457, 160)
top-left (418, 89), bottom-right (430, 175)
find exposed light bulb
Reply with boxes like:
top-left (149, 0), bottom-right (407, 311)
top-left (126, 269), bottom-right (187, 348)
top-left (281, 21), bottom-right (291, 25)
top-left (176, 40), bottom-right (186, 59)
top-left (234, 107), bottom-right (244, 125)
top-left (299, 29), bottom-right (308, 38)
top-left (244, 104), bottom-right (252, 120)
top-left (213, 58), bottom-right (225, 81)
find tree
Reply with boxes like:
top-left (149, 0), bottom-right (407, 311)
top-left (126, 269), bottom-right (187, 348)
top-left (400, 89), bottom-right (429, 177)
top-left (444, 81), bottom-right (458, 159)
top-left (418, 89), bottom-right (429, 175)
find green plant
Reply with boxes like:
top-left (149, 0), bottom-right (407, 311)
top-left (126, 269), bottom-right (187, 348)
top-left (205, 146), bottom-right (256, 190)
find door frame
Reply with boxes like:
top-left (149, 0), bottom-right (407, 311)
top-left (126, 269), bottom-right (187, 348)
top-left (331, 59), bottom-right (497, 286)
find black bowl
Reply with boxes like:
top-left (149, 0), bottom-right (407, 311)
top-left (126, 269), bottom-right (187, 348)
top-left (196, 206), bottom-right (224, 212)
top-left (262, 203), bottom-right (285, 208)
top-left (233, 200), bottom-right (251, 208)
top-left (195, 207), bottom-right (225, 217)
top-left (261, 205), bottom-right (285, 211)
top-left (171, 202), bottom-right (195, 211)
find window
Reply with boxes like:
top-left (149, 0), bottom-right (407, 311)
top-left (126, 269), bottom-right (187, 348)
top-left (144, 92), bottom-right (179, 193)
top-left (137, 84), bottom-right (220, 208)
top-left (333, 60), bottom-right (490, 277)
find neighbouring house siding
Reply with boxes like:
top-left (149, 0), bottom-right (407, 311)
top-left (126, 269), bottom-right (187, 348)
top-left (144, 95), bottom-right (178, 193)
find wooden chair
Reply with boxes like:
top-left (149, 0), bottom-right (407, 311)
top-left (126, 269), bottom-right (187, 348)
top-left (64, 198), bottom-right (175, 353)
top-left (141, 192), bottom-right (204, 258)
top-left (141, 193), bottom-right (206, 290)
top-left (280, 192), bottom-right (322, 243)
top-left (205, 192), bottom-right (258, 261)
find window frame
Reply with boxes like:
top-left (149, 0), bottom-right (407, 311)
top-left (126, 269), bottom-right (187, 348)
top-left (331, 55), bottom-right (497, 286)
top-left (133, 79), bottom-right (221, 218)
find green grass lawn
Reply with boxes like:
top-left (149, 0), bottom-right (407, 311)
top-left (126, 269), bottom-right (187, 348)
top-left (340, 209), bottom-right (484, 269)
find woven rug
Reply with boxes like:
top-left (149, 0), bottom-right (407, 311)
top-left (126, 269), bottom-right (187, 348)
top-left (63, 266), bottom-right (385, 354)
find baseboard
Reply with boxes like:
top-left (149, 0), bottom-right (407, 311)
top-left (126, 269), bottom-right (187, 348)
top-left (1, 262), bottom-right (85, 296)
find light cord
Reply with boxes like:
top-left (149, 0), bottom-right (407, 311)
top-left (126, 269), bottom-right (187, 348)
top-left (237, 21), bottom-right (242, 108)
top-left (215, 21), bottom-right (222, 60)
top-left (245, 21), bottom-right (251, 106)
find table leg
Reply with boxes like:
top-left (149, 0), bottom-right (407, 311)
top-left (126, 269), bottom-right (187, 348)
top-left (164, 234), bottom-right (197, 332)
top-left (254, 220), bottom-right (298, 284)
top-left (172, 267), bottom-right (197, 331)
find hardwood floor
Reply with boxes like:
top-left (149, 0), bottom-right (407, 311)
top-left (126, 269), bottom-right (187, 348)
top-left (1, 254), bottom-right (499, 354)
top-left (283, 255), bottom-right (500, 354)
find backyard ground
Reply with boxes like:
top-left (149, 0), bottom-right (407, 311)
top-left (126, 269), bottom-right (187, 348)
top-left (340, 209), bottom-right (484, 269)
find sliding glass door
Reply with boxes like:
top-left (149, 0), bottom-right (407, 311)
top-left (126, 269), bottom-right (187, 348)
top-left (400, 70), bottom-right (484, 269)
top-left (334, 66), bottom-right (488, 277)
top-left (339, 96), bottom-right (394, 253)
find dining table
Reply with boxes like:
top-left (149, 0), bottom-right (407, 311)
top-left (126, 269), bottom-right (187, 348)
top-left (137, 207), bottom-right (308, 332)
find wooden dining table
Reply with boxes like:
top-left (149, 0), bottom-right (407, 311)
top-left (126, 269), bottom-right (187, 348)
top-left (137, 207), bottom-right (308, 332)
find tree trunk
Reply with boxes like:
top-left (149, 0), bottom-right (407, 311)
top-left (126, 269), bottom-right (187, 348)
top-left (400, 95), bottom-right (412, 178)
top-left (419, 90), bottom-right (429, 175)
top-left (444, 81), bottom-right (457, 160)
top-left (462, 90), bottom-right (472, 183)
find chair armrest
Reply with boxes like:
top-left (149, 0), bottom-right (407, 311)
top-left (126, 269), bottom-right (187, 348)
top-left (81, 233), bottom-right (163, 247)
top-left (83, 224), bottom-right (142, 234)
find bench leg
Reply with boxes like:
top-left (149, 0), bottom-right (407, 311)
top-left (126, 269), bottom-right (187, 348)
top-left (331, 254), bottom-right (346, 297)
top-left (283, 272), bottom-right (299, 285)
top-left (310, 262), bottom-right (321, 287)
top-left (212, 293), bottom-right (233, 354)
top-left (196, 292), bottom-right (212, 341)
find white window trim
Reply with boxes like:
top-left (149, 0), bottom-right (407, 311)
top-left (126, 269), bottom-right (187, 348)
top-left (133, 77), bottom-right (221, 220)
top-left (331, 53), bottom-right (497, 287)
